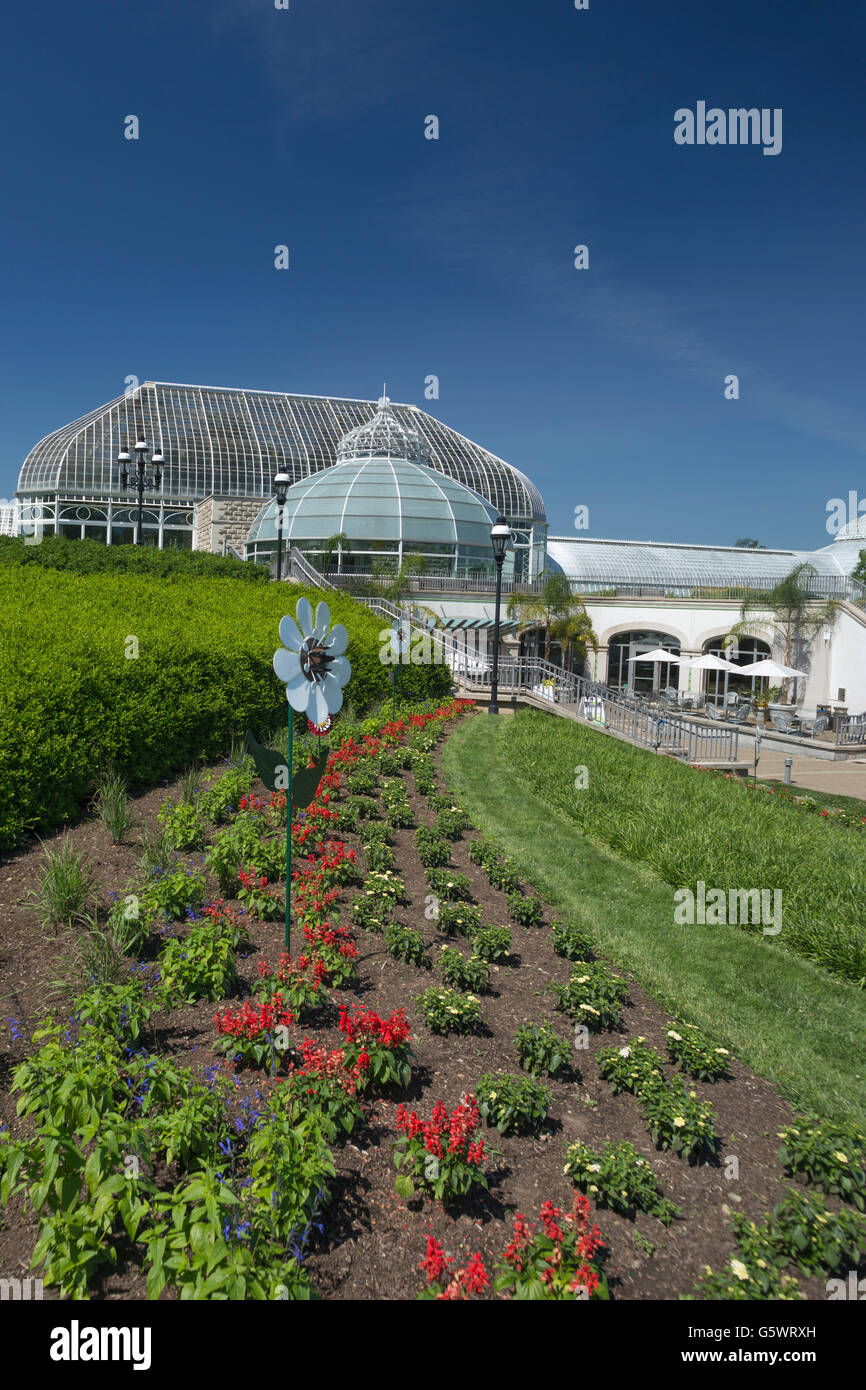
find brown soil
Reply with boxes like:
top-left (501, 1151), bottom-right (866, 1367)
top-left (0, 717), bottom-right (857, 1300)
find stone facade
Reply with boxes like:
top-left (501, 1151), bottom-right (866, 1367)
top-left (194, 494), bottom-right (264, 556)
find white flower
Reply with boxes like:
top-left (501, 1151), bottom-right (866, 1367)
top-left (730, 1259), bottom-right (749, 1282)
top-left (619, 1046), bottom-right (631, 1058)
top-left (273, 598), bottom-right (351, 723)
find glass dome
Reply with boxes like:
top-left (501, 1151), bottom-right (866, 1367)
top-left (336, 394), bottom-right (431, 466)
top-left (247, 456), bottom-right (504, 578)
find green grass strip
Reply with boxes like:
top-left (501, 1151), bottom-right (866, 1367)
top-left (443, 714), bottom-right (866, 1130)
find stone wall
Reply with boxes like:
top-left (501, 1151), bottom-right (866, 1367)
top-left (194, 494), bottom-right (264, 555)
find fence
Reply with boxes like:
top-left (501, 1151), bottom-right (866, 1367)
top-left (836, 712), bottom-right (866, 746)
top-left (458, 656), bottom-right (740, 762)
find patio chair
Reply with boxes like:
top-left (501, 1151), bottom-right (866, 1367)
top-left (729, 704), bottom-right (752, 726)
top-left (771, 714), bottom-right (800, 735)
top-left (705, 704), bottom-right (726, 722)
top-left (798, 714), bottom-right (829, 739)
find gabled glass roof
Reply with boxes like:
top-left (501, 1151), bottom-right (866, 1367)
top-left (546, 536), bottom-right (862, 588)
top-left (16, 382), bottom-right (546, 525)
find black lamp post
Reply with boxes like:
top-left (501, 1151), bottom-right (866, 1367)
top-left (274, 472), bottom-right (290, 580)
top-left (117, 439), bottom-right (164, 546)
top-left (488, 514), bottom-right (511, 716)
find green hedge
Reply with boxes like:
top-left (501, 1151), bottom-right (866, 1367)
top-left (0, 535), bottom-right (269, 582)
top-left (0, 567), bottom-right (451, 849)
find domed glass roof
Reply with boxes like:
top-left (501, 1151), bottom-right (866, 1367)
top-left (336, 394), bottom-right (431, 466)
top-left (248, 456), bottom-right (499, 553)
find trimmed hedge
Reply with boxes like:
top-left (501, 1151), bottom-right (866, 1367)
top-left (0, 535), bottom-right (270, 582)
top-left (0, 567), bottom-right (451, 849)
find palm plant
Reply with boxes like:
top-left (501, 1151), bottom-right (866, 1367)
top-left (319, 532), bottom-right (348, 575)
top-left (724, 563), bottom-right (838, 704)
top-left (508, 572), bottom-right (597, 667)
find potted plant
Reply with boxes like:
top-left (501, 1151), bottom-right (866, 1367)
top-left (753, 683), bottom-right (782, 725)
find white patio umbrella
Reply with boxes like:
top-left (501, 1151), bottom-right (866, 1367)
top-left (683, 652), bottom-right (739, 707)
top-left (627, 648), bottom-right (681, 695)
top-left (735, 658), bottom-right (807, 679)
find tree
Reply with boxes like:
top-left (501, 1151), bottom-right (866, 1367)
top-left (507, 572), bottom-right (597, 668)
top-left (723, 563), bottom-right (838, 704)
top-left (852, 549), bottom-right (866, 588)
top-left (734, 538), bottom-right (765, 549)
top-left (319, 532), bottom-right (348, 574)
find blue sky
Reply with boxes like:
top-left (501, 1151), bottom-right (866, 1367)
top-left (1, 0), bottom-right (864, 549)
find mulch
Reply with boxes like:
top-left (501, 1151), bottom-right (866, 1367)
top-left (0, 719), bottom-right (846, 1299)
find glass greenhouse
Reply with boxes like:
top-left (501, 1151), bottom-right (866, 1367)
top-left (15, 381), bottom-right (546, 561)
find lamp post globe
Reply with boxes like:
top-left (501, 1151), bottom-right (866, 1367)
top-left (488, 514), bottom-right (511, 716)
top-left (274, 471), bottom-right (291, 580)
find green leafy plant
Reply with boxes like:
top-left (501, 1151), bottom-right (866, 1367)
top-left (778, 1117), bottom-right (866, 1210)
top-left (564, 1140), bottom-right (679, 1224)
top-left (597, 1039), bottom-right (666, 1094)
top-left (551, 962), bottom-right (629, 1031)
top-left (365, 840), bottom-right (396, 872)
top-left (551, 918), bottom-right (594, 963)
top-left (434, 902), bottom-right (482, 937)
top-left (363, 870), bottom-right (407, 905)
top-left (637, 1075), bottom-right (718, 1164)
top-left (384, 922), bottom-right (431, 969)
top-left (157, 921), bottom-right (238, 1004)
top-left (665, 1022), bottom-right (732, 1080)
top-left (507, 892), bottom-right (544, 927)
top-left (425, 867), bottom-right (474, 902)
top-left (472, 925), bottom-right (512, 962)
top-left (514, 1021), bottom-right (569, 1076)
top-left (142, 865), bottom-right (206, 922)
top-left (381, 779), bottom-right (413, 827)
top-left (475, 1072), bottom-right (551, 1135)
top-left (415, 985), bottom-right (482, 1035)
top-left (414, 826), bottom-right (452, 867)
top-left (157, 797), bottom-right (207, 852)
top-left (393, 1095), bottom-right (488, 1204)
top-left (757, 1187), bottom-right (866, 1275)
top-left (437, 946), bottom-right (489, 992)
top-left (350, 893), bottom-right (394, 934)
top-left (434, 805), bottom-right (472, 840)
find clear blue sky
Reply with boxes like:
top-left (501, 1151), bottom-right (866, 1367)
top-left (1, 0), bottom-right (864, 549)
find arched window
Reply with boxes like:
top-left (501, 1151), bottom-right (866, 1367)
top-left (702, 635), bottom-right (771, 704)
top-left (607, 631), bottom-right (681, 693)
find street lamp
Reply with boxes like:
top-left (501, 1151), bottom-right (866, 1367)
top-left (274, 471), bottom-right (291, 580)
top-left (117, 439), bottom-right (164, 546)
top-left (488, 514), bottom-right (511, 716)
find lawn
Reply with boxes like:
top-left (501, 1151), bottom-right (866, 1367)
top-left (443, 713), bottom-right (866, 1130)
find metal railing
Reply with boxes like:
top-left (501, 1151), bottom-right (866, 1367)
top-left (836, 712), bottom-right (866, 746)
top-left (458, 656), bottom-right (740, 762)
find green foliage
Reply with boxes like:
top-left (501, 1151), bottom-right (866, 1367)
top-left (637, 1075), bottom-right (718, 1163)
top-left (198, 762), bottom-right (254, 826)
top-left (157, 921), bottom-right (238, 1004)
top-left (364, 839), bottom-right (396, 872)
top-left (665, 1022), bottom-right (732, 1080)
top-left (514, 1021), bottom-right (569, 1076)
top-left (425, 867), bottom-right (474, 902)
top-left (415, 985), bottom-right (482, 1034)
top-left (383, 921), bottom-right (431, 969)
top-left (508, 892), bottom-right (544, 927)
top-left (0, 533), bottom-right (269, 581)
top-left (757, 1188), bottom-right (866, 1275)
top-left (472, 925), bottom-right (512, 962)
top-left (381, 778), bottom-right (414, 828)
top-left (500, 709), bottom-right (866, 983)
top-left (475, 1072), bottom-right (551, 1135)
top-left (436, 946), bottom-right (489, 992)
top-left (350, 893), bottom-right (394, 933)
top-left (362, 870), bottom-right (406, 905)
top-left (0, 566), bottom-right (450, 850)
top-left (414, 826), bottom-right (452, 867)
top-left (564, 1140), bottom-right (679, 1224)
top-left (597, 1039), bottom-right (666, 1094)
top-left (551, 962), bottom-right (629, 1030)
top-left (434, 805), bottom-right (472, 840)
top-left (157, 798), bottom-right (208, 852)
top-left (141, 865), bottom-right (206, 921)
top-left (434, 902), bottom-right (482, 937)
top-left (551, 918), bottom-right (594, 962)
top-left (778, 1117), bottom-right (866, 1210)
top-left (27, 836), bottom-right (96, 930)
top-left (91, 770), bottom-right (135, 843)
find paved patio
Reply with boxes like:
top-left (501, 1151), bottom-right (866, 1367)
top-left (748, 749), bottom-right (866, 800)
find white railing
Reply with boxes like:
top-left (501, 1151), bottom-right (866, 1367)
top-left (836, 712), bottom-right (866, 746)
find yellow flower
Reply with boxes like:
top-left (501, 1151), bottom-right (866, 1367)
top-left (673, 1117), bottom-right (686, 1128)
top-left (730, 1260), bottom-right (749, 1282)
top-left (667, 1030), bottom-right (682, 1041)
top-left (834, 1152), bottom-right (849, 1164)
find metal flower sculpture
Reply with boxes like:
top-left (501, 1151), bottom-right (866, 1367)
top-left (249, 597), bottom-right (353, 952)
top-left (273, 597), bottom-right (351, 724)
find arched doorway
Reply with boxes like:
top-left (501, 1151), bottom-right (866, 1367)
top-left (702, 635), bottom-right (771, 705)
top-left (607, 631), bottom-right (681, 694)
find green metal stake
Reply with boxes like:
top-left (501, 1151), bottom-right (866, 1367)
top-left (285, 710), bottom-right (293, 954)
